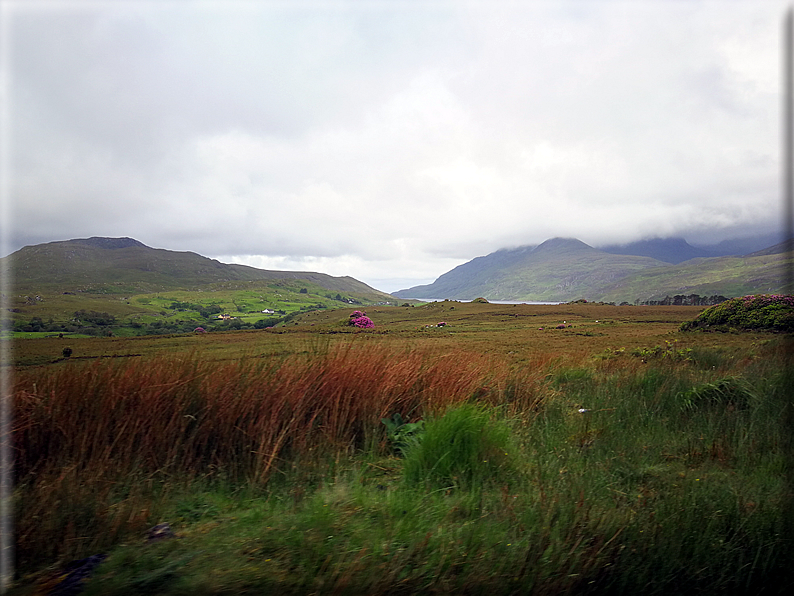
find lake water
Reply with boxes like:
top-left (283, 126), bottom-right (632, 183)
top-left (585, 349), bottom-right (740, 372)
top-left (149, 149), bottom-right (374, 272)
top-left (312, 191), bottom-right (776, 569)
top-left (414, 299), bottom-right (562, 305)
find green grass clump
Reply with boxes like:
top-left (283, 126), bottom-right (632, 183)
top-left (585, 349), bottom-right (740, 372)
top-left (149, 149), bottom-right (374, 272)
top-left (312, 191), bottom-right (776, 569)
top-left (401, 404), bottom-right (517, 490)
top-left (678, 377), bottom-right (756, 412)
top-left (381, 412), bottom-right (424, 457)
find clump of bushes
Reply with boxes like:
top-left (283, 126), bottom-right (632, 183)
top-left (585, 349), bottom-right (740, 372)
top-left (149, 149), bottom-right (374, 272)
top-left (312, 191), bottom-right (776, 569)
top-left (73, 310), bottom-right (116, 326)
top-left (348, 310), bottom-right (374, 328)
top-left (680, 294), bottom-right (794, 332)
top-left (631, 340), bottom-right (692, 361)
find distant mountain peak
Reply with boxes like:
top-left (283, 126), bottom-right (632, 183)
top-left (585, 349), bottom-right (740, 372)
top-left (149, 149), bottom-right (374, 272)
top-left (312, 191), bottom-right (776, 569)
top-left (598, 237), bottom-right (707, 264)
top-left (71, 237), bottom-right (148, 250)
top-left (394, 234), bottom-right (791, 301)
top-left (533, 237), bottom-right (593, 252)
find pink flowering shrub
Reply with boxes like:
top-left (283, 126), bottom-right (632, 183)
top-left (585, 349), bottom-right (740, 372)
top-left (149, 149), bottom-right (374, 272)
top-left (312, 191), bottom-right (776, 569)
top-left (349, 310), bottom-right (374, 329)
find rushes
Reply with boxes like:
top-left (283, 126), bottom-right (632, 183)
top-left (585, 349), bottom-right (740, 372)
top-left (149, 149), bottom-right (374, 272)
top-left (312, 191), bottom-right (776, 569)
top-left (678, 377), bottom-right (756, 412)
top-left (401, 403), bottom-right (517, 490)
top-left (12, 339), bottom-right (792, 593)
top-left (12, 342), bottom-right (544, 570)
top-left (15, 344), bottom-right (545, 484)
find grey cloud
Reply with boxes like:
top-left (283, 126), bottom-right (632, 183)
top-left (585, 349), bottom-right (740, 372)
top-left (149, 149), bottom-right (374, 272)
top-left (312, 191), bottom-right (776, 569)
top-left (3, 0), bottom-right (787, 288)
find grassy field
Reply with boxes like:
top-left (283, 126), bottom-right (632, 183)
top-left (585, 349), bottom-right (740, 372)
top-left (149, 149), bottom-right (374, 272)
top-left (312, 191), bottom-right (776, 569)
top-left (10, 302), bottom-right (755, 367)
top-left (7, 278), bottom-right (397, 339)
top-left (7, 301), bottom-right (794, 594)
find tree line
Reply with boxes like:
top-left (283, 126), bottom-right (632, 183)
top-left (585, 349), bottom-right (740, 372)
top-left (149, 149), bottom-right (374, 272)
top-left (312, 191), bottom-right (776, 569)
top-left (636, 294), bottom-right (728, 306)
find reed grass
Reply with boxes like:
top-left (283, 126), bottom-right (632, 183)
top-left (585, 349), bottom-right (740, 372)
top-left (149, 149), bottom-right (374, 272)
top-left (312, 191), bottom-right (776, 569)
top-left (401, 403), bottom-right (518, 490)
top-left (9, 337), bottom-right (793, 594)
top-left (12, 342), bottom-right (549, 572)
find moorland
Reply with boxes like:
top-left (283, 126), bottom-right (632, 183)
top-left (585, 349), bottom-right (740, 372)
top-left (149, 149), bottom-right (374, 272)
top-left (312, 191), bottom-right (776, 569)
top-left (7, 299), bottom-right (794, 595)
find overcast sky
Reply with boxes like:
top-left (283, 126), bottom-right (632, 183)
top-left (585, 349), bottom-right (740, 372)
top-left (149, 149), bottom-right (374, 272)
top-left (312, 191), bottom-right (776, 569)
top-left (1, 0), bottom-right (788, 292)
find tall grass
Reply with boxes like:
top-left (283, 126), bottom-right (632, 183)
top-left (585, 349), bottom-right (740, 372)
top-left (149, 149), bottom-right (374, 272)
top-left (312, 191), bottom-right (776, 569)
top-left (13, 343), bottom-right (550, 572)
top-left (11, 339), bottom-right (793, 594)
top-left (401, 403), bottom-right (517, 490)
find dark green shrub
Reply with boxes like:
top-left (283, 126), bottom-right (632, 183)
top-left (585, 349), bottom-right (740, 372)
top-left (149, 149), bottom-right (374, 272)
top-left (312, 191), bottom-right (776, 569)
top-left (73, 310), bottom-right (116, 326)
top-left (681, 295), bottom-right (794, 332)
top-left (381, 413), bottom-right (424, 457)
top-left (254, 318), bottom-right (280, 329)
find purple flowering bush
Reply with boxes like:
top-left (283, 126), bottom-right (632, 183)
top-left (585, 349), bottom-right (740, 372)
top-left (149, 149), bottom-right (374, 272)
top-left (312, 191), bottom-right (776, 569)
top-left (680, 294), bottom-right (794, 332)
top-left (349, 310), bottom-right (374, 329)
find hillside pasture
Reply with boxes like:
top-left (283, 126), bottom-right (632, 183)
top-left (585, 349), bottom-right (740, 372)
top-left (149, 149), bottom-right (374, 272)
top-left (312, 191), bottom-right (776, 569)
top-left (7, 279), bottom-right (391, 340)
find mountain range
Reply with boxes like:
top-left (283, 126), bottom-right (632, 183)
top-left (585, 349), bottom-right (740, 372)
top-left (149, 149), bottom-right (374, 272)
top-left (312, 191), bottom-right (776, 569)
top-left (597, 231), bottom-right (784, 264)
top-left (393, 235), bottom-right (792, 303)
top-left (3, 234), bottom-right (791, 307)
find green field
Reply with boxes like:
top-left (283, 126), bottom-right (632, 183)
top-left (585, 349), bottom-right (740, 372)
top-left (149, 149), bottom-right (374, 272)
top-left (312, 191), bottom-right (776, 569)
top-left (7, 278), bottom-right (398, 339)
top-left (7, 301), bottom-right (794, 595)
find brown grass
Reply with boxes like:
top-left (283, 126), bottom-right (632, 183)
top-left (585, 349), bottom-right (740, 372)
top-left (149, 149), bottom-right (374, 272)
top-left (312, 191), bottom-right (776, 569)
top-left (14, 343), bottom-right (554, 481)
top-left (11, 302), bottom-right (728, 367)
top-left (12, 342), bottom-right (554, 569)
top-left (10, 302), bottom-right (775, 573)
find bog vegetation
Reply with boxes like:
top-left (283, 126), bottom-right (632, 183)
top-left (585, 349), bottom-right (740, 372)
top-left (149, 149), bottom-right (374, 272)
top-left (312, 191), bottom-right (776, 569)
top-left (8, 299), bottom-right (794, 595)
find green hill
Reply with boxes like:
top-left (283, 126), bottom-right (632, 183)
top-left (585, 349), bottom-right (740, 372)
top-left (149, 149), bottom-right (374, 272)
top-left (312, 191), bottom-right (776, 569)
top-left (1, 237), bottom-right (396, 336)
top-left (591, 252), bottom-right (793, 303)
top-left (4, 236), bottom-right (388, 297)
top-left (394, 238), bottom-right (668, 301)
top-left (394, 237), bottom-right (793, 303)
